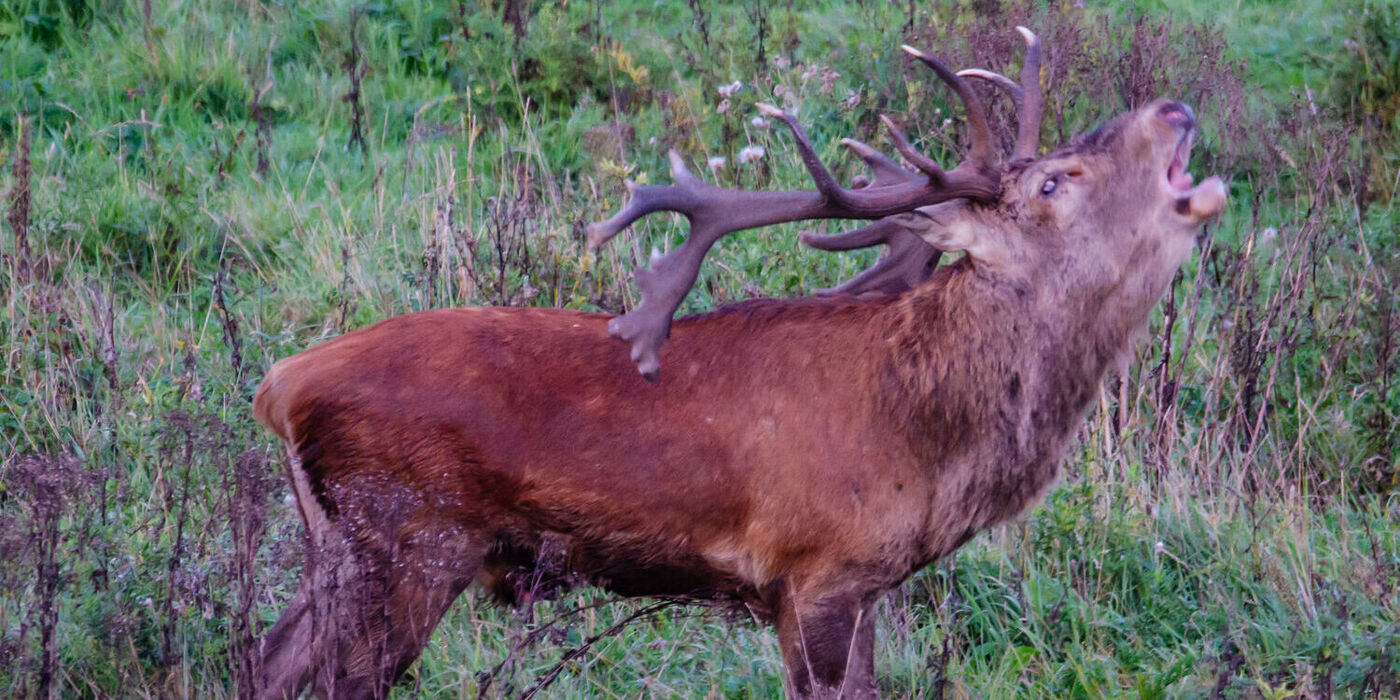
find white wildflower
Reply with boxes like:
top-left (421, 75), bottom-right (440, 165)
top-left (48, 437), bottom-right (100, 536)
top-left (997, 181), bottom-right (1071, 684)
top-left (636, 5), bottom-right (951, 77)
top-left (717, 98), bottom-right (731, 115)
top-left (707, 156), bottom-right (727, 171)
top-left (718, 80), bottom-right (743, 98)
top-left (773, 84), bottom-right (799, 111)
top-left (738, 145), bottom-right (766, 164)
top-left (751, 115), bottom-right (770, 128)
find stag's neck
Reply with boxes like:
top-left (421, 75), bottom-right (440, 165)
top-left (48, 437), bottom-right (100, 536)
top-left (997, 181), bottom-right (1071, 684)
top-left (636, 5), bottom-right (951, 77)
top-left (876, 260), bottom-right (1153, 554)
top-left (884, 264), bottom-right (1122, 417)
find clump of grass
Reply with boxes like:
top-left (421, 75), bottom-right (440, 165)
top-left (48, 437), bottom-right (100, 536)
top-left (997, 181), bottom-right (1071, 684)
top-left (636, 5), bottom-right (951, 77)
top-left (1341, 0), bottom-right (1400, 202)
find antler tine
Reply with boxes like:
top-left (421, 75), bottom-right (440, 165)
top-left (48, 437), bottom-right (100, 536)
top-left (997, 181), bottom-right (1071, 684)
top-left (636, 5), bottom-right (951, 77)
top-left (587, 151), bottom-right (696, 251)
top-left (755, 103), bottom-right (848, 203)
top-left (956, 70), bottom-right (1021, 98)
top-left (957, 26), bottom-right (1043, 160)
top-left (606, 234), bottom-right (713, 381)
top-left (839, 138), bottom-right (922, 188)
top-left (1012, 27), bottom-right (1044, 159)
top-left (800, 218), bottom-right (906, 252)
top-left (900, 45), bottom-right (997, 173)
top-left (879, 114), bottom-right (949, 184)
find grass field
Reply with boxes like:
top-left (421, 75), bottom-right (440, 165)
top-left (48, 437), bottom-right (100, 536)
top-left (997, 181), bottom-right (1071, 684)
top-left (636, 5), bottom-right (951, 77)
top-left (1, 0), bottom-right (1397, 697)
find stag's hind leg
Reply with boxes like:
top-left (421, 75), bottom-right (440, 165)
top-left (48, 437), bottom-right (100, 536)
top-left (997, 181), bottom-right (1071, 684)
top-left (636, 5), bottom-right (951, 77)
top-left (260, 532), bottom-right (379, 699)
top-left (306, 517), bottom-right (487, 700)
top-left (259, 576), bottom-right (318, 699)
top-left (259, 444), bottom-right (351, 700)
top-left (775, 588), bottom-right (878, 699)
top-left (259, 448), bottom-right (488, 699)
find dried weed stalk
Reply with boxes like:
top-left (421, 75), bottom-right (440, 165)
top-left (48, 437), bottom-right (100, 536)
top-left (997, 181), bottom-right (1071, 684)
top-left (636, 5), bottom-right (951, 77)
top-left (6, 116), bottom-right (32, 276)
top-left (343, 8), bottom-right (368, 155)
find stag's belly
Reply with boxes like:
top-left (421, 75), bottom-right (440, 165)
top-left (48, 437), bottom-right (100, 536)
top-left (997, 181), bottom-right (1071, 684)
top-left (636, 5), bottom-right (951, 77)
top-left (472, 526), bottom-right (773, 617)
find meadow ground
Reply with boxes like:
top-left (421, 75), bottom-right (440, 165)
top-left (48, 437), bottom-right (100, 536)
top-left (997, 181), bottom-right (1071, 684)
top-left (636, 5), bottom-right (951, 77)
top-left (1, 0), bottom-right (1397, 697)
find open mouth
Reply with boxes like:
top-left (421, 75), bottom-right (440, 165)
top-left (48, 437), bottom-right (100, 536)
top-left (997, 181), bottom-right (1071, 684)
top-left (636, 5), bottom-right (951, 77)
top-left (1163, 130), bottom-right (1226, 220)
top-left (1167, 134), bottom-right (1195, 192)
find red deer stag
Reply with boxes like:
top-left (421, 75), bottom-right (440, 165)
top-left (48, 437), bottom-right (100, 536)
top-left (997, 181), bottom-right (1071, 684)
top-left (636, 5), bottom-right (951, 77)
top-left (254, 28), bottom-right (1226, 699)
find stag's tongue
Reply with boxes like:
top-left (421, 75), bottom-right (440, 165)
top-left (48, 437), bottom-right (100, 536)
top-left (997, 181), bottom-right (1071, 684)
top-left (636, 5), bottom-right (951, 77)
top-left (1169, 164), bottom-right (1194, 190)
top-left (1168, 141), bottom-right (1194, 190)
top-left (1166, 136), bottom-right (1225, 220)
top-left (1174, 176), bottom-right (1227, 220)
top-left (1186, 177), bottom-right (1227, 218)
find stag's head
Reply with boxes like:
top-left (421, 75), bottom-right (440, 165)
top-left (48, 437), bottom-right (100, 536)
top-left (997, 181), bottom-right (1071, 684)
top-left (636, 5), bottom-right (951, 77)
top-left (906, 97), bottom-right (1226, 303)
top-left (589, 28), bottom-right (1226, 378)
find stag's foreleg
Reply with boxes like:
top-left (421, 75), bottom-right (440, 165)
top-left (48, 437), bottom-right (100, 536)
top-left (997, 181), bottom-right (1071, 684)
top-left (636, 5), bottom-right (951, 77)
top-left (775, 586), bottom-right (879, 699)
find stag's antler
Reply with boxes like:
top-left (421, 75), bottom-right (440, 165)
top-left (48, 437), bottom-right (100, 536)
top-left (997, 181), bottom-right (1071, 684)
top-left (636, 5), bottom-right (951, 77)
top-left (958, 26), bottom-right (1043, 160)
top-left (799, 27), bottom-right (1045, 297)
top-left (799, 213), bottom-right (942, 297)
top-left (589, 32), bottom-right (1043, 380)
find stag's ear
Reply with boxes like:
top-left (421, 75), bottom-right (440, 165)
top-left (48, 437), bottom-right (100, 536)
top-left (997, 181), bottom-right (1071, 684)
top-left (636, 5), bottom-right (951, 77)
top-left (909, 201), bottom-right (1005, 265)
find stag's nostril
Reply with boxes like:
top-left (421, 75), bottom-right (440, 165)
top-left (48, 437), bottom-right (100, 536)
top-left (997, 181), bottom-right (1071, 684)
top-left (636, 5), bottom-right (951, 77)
top-left (1156, 101), bottom-right (1196, 131)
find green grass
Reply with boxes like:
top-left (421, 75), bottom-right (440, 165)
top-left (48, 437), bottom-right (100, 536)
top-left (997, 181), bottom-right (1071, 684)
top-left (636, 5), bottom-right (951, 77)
top-left (0, 0), bottom-right (1397, 697)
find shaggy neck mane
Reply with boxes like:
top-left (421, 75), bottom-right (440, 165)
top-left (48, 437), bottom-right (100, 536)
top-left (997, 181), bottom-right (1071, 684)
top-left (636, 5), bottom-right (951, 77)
top-left (868, 256), bottom-right (1139, 548)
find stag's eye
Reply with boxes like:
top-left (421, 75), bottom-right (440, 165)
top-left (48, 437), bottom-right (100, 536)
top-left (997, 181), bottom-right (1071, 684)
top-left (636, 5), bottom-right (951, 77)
top-left (1040, 177), bottom-right (1058, 196)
